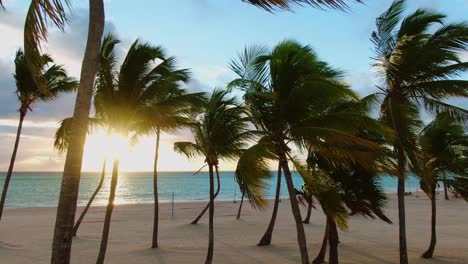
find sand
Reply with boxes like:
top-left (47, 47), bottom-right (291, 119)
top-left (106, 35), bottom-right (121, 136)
top-left (0, 193), bottom-right (467, 263)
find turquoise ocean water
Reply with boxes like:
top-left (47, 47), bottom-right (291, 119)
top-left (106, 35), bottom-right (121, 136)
top-left (0, 171), bottom-right (421, 208)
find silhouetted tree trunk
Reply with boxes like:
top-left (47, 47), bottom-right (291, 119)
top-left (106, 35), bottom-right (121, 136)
top-left (96, 158), bottom-right (119, 264)
top-left (236, 192), bottom-right (244, 219)
top-left (152, 128), bottom-right (160, 248)
top-left (313, 220), bottom-right (329, 264)
top-left (73, 159), bottom-right (107, 236)
top-left (51, 1), bottom-right (105, 262)
top-left (0, 110), bottom-right (25, 221)
top-left (192, 166), bottom-right (220, 224)
top-left (279, 150), bottom-right (309, 264)
top-left (422, 183), bottom-right (437, 258)
top-left (443, 175), bottom-right (449, 200)
top-left (396, 146), bottom-right (408, 264)
top-left (303, 201), bottom-right (312, 224)
top-left (258, 162), bottom-right (282, 246)
top-left (205, 163), bottom-right (215, 264)
top-left (328, 216), bottom-right (339, 264)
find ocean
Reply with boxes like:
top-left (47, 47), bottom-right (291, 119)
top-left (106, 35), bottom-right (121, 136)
top-left (0, 171), bottom-right (422, 208)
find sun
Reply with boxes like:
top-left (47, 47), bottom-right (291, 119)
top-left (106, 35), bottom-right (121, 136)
top-left (80, 128), bottom-right (213, 172)
top-left (81, 130), bottom-right (131, 171)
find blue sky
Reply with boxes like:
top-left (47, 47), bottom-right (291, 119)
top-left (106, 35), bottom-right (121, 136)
top-left (0, 0), bottom-right (467, 171)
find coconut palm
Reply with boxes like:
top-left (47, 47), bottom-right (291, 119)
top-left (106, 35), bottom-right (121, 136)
top-left (133, 77), bottom-right (206, 248)
top-left (174, 89), bottom-right (251, 264)
top-left (417, 112), bottom-right (468, 258)
top-left (308, 160), bottom-right (391, 264)
top-left (229, 41), bottom-right (384, 263)
top-left (90, 34), bottom-right (197, 264)
top-left (371, 1), bottom-right (468, 262)
top-left (0, 50), bottom-right (77, 222)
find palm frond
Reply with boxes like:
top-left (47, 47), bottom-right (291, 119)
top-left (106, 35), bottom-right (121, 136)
top-left (243, 0), bottom-right (363, 11)
top-left (289, 155), bottom-right (349, 229)
top-left (24, 0), bottom-right (71, 94)
top-left (235, 139), bottom-right (277, 209)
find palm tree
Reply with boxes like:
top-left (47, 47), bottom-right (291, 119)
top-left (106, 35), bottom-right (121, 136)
top-left (133, 69), bottom-right (206, 248)
top-left (417, 113), bottom-right (468, 258)
top-left (95, 34), bottom-right (202, 263)
top-left (174, 89), bottom-right (251, 264)
top-left (308, 153), bottom-right (392, 264)
top-left (0, 50), bottom-right (77, 222)
top-left (51, 1), bottom-right (105, 261)
top-left (229, 41), bottom-right (383, 264)
top-left (371, 1), bottom-right (468, 263)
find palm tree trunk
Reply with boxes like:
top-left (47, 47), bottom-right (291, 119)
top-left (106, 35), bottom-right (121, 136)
top-left (312, 220), bottom-right (329, 264)
top-left (192, 166), bottom-right (221, 224)
top-left (152, 128), bottom-right (161, 248)
top-left (443, 175), bottom-right (449, 200)
top-left (73, 159), bottom-right (107, 237)
top-left (0, 111), bottom-right (26, 221)
top-left (51, 1), bottom-right (105, 263)
top-left (396, 147), bottom-right (409, 264)
top-left (258, 162), bottom-right (282, 246)
top-left (422, 183), bottom-right (437, 258)
top-left (96, 158), bottom-right (119, 264)
top-left (279, 151), bottom-right (309, 264)
top-left (328, 216), bottom-right (339, 264)
top-left (303, 200), bottom-right (312, 224)
top-left (236, 192), bottom-right (244, 219)
top-left (205, 163), bottom-right (215, 264)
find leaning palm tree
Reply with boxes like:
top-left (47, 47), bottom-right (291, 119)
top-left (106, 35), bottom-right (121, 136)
top-left (229, 41), bottom-right (384, 263)
top-left (371, 1), bottom-right (468, 263)
top-left (174, 89), bottom-right (251, 264)
top-left (417, 112), bottom-right (468, 259)
top-left (133, 72), bottom-right (206, 248)
top-left (0, 50), bottom-right (77, 222)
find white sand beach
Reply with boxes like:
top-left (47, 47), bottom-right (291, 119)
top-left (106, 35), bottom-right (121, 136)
top-left (1, 193), bottom-right (467, 264)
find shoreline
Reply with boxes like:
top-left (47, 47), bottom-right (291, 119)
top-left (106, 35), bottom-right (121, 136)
top-left (3, 190), bottom-right (437, 209)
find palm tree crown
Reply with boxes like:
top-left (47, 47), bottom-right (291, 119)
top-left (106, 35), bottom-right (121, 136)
top-left (14, 49), bottom-right (78, 114)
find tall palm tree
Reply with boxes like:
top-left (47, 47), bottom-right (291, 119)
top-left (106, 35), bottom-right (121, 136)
top-left (51, 1), bottom-right (105, 262)
top-left (371, 1), bottom-right (468, 263)
top-left (0, 50), bottom-right (77, 222)
top-left (174, 89), bottom-right (251, 264)
top-left (95, 34), bottom-right (201, 263)
top-left (133, 71), bottom-right (206, 248)
top-left (417, 113), bottom-right (468, 259)
top-left (229, 41), bottom-right (383, 264)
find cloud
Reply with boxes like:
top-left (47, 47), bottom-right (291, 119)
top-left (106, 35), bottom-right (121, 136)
top-left (0, 7), bottom-right (122, 121)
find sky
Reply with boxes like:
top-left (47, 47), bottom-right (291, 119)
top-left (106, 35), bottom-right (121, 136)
top-left (0, 0), bottom-right (467, 172)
